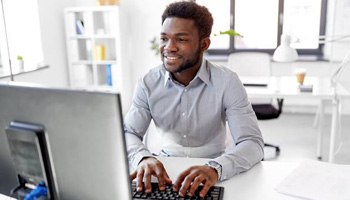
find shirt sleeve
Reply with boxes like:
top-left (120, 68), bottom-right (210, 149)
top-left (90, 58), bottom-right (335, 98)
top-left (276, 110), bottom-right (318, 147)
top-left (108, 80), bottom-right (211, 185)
top-left (212, 72), bottom-right (264, 181)
top-left (124, 78), bottom-right (154, 170)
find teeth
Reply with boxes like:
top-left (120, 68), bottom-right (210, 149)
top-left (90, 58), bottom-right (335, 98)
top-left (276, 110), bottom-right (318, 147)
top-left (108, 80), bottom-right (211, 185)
top-left (166, 56), bottom-right (178, 60)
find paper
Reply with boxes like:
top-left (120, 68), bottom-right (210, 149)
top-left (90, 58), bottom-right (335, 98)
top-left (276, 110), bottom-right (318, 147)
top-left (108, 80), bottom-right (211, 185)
top-left (275, 160), bottom-right (350, 200)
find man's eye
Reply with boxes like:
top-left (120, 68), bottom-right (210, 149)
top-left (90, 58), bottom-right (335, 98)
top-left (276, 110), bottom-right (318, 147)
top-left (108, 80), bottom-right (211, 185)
top-left (160, 37), bottom-right (168, 42)
top-left (178, 38), bottom-right (188, 42)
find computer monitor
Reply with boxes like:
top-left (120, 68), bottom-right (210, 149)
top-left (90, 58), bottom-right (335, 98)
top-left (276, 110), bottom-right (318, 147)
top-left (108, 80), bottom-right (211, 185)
top-left (0, 82), bottom-right (132, 199)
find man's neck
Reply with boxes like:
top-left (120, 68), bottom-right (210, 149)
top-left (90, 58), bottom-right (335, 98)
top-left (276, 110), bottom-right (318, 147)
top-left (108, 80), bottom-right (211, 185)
top-left (172, 64), bottom-right (202, 86)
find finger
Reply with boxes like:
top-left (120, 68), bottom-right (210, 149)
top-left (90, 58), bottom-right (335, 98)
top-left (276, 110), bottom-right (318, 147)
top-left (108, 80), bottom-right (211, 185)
top-left (199, 181), bottom-right (213, 198)
top-left (161, 166), bottom-right (173, 184)
top-left (162, 168), bottom-right (173, 185)
top-left (136, 168), bottom-right (145, 192)
top-left (173, 168), bottom-right (191, 192)
top-left (179, 173), bottom-right (197, 197)
top-left (144, 170), bottom-right (152, 193)
top-left (188, 176), bottom-right (205, 197)
top-left (130, 170), bottom-right (137, 181)
top-left (155, 164), bottom-right (171, 190)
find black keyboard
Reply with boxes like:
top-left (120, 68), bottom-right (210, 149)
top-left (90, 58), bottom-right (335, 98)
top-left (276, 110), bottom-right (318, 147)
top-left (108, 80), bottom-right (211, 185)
top-left (132, 182), bottom-right (224, 200)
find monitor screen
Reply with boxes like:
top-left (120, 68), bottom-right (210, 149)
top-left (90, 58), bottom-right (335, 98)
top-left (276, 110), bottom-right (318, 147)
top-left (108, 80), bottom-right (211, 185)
top-left (0, 82), bottom-right (131, 200)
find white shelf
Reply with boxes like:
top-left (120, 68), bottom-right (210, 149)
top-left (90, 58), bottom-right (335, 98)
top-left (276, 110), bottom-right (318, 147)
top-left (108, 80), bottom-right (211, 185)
top-left (64, 6), bottom-right (122, 90)
top-left (69, 34), bottom-right (116, 39)
top-left (71, 60), bottom-right (117, 65)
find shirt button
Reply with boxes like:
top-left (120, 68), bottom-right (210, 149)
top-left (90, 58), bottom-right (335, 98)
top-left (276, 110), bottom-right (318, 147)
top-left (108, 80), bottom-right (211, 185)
top-left (182, 112), bottom-right (185, 116)
top-left (184, 89), bottom-right (187, 92)
top-left (183, 135), bottom-right (187, 138)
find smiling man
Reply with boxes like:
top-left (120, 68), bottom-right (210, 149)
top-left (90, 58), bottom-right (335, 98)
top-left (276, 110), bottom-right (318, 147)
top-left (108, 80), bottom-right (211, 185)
top-left (124, 1), bottom-right (264, 198)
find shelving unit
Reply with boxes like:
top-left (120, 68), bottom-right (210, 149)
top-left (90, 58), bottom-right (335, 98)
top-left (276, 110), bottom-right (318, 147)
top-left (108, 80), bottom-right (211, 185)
top-left (64, 6), bottom-right (122, 90)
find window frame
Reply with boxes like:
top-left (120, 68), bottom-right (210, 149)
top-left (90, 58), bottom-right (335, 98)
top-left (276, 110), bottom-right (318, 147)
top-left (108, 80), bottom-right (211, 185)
top-left (206, 0), bottom-right (328, 57)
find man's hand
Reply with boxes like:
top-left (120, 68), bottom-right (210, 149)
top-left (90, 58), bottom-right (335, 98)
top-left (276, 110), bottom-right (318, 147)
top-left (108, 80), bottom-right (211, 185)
top-left (130, 157), bottom-right (172, 193)
top-left (173, 165), bottom-right (218, 198)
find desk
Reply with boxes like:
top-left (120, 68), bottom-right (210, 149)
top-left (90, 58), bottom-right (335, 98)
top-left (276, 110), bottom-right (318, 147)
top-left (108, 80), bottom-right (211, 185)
top-left (0, 194), bottom-right (14, 200)
top-left (243, 76), bottom-right (350, 162)
top-left (158, 157), bottom-right (300, 200)
top-left (0, 158), bottom-right (303, 200)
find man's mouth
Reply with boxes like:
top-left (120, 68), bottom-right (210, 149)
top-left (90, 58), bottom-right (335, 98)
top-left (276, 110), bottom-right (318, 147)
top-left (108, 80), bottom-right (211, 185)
top-left (164, 55), bottom-right (181, 61)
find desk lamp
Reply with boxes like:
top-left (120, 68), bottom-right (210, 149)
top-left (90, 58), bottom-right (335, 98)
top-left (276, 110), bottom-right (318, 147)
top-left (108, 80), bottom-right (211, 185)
top-left (272, 34), bottom-right (299, 62)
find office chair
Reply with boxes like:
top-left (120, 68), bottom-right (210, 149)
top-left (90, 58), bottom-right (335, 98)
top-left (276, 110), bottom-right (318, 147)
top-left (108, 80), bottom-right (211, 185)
top-left (251, 98), bottom-right (283, 155)
top-left (227, 52), bottom-right (282, 157)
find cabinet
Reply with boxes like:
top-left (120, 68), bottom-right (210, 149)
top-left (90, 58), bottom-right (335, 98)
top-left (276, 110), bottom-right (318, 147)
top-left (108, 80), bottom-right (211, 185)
top-left (64, 6), bottom-right (122, 90)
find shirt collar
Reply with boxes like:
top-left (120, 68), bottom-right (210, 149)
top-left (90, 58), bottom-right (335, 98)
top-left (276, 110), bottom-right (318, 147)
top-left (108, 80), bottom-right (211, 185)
top-left (163, 58), bottom-right (210, 87)
top-left (196, 59), bottom-right (210, 85)
top-left (164, 67), bottom-right (171, 87)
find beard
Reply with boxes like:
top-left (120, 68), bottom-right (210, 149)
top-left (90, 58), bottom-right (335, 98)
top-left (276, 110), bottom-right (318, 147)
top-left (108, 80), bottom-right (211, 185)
top-left (162, 46), bottom-right (202, 74)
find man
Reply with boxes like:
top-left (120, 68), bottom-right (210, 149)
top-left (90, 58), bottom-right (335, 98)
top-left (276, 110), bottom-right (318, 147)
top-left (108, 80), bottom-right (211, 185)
top-left (124, 1), bottom-right (264, 198)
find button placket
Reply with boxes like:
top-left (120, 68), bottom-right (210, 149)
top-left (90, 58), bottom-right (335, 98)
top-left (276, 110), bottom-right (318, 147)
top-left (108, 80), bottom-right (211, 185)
top-left (180, 87), bottom-right (190, 149)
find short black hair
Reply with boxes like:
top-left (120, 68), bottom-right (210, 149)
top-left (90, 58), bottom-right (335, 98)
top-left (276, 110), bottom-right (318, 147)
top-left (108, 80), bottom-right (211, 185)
top-left (161, 1), bottom-right (214, 40)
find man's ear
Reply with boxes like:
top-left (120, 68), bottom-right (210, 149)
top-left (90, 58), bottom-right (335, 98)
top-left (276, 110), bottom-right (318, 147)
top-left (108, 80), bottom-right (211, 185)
top-left (200, 37), bottom-right (211, 52)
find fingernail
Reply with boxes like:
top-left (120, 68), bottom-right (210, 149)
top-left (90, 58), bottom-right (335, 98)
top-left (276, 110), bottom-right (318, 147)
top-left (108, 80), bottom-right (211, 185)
top-left (137, 186), bottom-right (142, 192)
top-left (179, 192), bottom-right (185, 197)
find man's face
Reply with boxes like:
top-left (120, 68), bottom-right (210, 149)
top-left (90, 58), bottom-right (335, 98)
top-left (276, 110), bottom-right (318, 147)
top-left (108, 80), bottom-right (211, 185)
top-left (160, 17), bottom-right (202, 73)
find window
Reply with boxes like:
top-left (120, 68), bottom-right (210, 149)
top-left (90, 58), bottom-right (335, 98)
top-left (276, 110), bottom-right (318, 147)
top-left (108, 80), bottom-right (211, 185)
top-left (196, 0), bottom-right (327, 56)
top-left (0, 0), bottom-right (44, 77)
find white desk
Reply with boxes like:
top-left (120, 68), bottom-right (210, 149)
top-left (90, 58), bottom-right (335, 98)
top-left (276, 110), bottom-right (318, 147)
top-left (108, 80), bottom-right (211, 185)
top-left (0, 194), bottom-right (14, 200)
top-left (243, 76), bottom-right (350, 162)
top-left (159, 157), bottom-right (300, 200)
top-left (0, 158), bottom-right (304, 200)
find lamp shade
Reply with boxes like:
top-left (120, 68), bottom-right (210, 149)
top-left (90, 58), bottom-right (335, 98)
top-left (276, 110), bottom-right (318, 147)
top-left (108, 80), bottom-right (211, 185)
top-left (273, 34), bottom-right (298, 62)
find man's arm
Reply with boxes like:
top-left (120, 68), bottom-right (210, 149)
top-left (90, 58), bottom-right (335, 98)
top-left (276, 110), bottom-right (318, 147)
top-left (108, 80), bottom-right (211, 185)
top-left (212, 72), bottom-right (264, 181)
top-left (124, 78), bottom-right (172, 191)
top-left (124, 77), bottom-right (157, 168)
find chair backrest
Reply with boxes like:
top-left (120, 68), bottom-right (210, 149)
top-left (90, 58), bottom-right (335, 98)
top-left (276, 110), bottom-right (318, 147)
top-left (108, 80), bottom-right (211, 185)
top-left (227, 52), bottom-right (272, 104)
top-left (227, 52), bottom-right (272, 77)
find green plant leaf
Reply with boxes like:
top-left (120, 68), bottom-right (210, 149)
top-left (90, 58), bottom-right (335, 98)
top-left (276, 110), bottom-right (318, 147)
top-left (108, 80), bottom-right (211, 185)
top-left (214, 29), bottom-right (243, 37)
top-left (149, 36), bottom-right (160, 56)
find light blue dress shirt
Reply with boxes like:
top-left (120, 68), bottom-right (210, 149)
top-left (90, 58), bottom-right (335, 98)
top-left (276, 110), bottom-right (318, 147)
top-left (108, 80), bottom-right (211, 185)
top-left (124, 59), bottom-right (264, 181)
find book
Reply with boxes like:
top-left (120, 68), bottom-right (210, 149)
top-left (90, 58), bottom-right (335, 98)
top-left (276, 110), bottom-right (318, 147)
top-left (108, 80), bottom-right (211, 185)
top-left (299, 84), bottom-right (313, 92)
top-left (76, 20), bottom-right (85, 35)
top-left (106, 64), bottom-right (112, 86)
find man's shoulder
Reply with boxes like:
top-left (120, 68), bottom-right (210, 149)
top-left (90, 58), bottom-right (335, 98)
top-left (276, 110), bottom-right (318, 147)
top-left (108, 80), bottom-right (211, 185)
top-left (206, 60), bottom-right (239, 81)
top-left (141, 64), bottom-right (165, 84)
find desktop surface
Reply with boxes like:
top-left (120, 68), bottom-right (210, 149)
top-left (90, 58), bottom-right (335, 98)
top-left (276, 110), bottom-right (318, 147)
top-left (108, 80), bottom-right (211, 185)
top-left (157, 157), bottom-right (300, 200)
top-left (1, 154), bottom-right (304, 200)
top-left (244, 76), bottom-right (349, 99)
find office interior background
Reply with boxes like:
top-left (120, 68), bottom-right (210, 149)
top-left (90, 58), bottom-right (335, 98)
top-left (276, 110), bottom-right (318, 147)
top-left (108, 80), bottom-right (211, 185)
top-left (0, 0), bottom-right (349, 163)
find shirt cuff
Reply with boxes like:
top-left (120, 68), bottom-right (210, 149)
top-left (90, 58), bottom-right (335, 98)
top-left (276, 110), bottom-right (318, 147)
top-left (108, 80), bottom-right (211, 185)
top-left (131, 150), bottom-right (154, 170)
